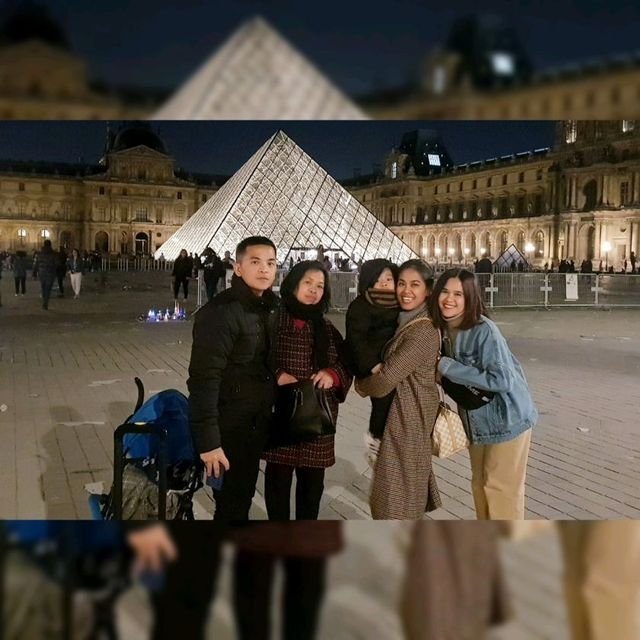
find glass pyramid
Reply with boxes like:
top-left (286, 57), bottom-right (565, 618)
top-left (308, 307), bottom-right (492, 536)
top-left (493, 243), bottom-right (529, 271)
top-left (156, 130), bottom-right (417, 265)
top-left (153, 17), bottom-right (367, 120)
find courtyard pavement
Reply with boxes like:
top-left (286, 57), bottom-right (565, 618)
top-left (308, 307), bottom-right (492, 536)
top-left (0, 271), bottom-right (639, 520)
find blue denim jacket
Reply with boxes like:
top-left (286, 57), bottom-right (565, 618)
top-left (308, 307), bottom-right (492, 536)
top-left (438, 316), bottom-right (537, 445)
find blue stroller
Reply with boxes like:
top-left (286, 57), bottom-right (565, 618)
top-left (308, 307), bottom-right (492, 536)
top-left (1, 521), bottom-right (129, 640)
top-left (90, 378), bottom-right (203, 521)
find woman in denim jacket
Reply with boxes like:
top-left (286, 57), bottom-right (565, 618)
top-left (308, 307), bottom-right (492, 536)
top-left (429, 269), bottom-right (537, 520)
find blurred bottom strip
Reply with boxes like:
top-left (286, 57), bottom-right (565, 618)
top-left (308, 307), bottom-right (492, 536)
top-left (1, 521), bottom-right (639, 640)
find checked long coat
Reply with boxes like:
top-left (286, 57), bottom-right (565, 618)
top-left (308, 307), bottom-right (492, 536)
top-left (356, 309), bottom-right (442, 519)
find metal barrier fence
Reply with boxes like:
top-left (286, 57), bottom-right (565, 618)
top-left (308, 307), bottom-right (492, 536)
top-left (101, 257), bottom-right (174, 272)
top-left (193, 269), bottom-right (640, 310)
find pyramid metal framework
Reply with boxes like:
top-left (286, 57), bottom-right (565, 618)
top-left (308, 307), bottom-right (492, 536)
top-left (155, 131), bottom-right (417, 265)
top-left (493, 243), bottom-right (529, 270)
top-left (153, 17), bottom-right (367, 120)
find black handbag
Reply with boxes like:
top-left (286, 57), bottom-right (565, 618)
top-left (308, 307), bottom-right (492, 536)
top-left (271, 379), bottom-right (335, 446)
top-left (440, 331), bottom-right (495, 410)
top-left (441, 376), bottom-right (495, 410)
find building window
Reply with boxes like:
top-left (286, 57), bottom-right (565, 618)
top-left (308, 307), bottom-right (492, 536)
top-left (40, 229), bottom-right (50, 238)
top-left (502, 175), bottom-right (508, 186)
top-left (566, 120), bottom-right (578, 144)
top-left (156, 209), bottom-right (163, 223)
top-left (17, 228), bottom-right (26, 238)
top-left (99, 186), bottom-right (105, 195)
top-left (18, 182), bottom-right (25, 191)
top-left (499, 197), bottom-right (508, 216)
top-left (434, 185), bottom-right (439, 195)
top-left (620, 181), bottom-right (630, 206)
top-left (472, 179), bottom-right (477, 189)
top-left (518, 172), bottom-right (525, 183)
top-left (137, 169), bottom-right (146, 180)
top-left (177, 191), bottom-right (183, 200)
top-left (534, 194), bottom-right (543, 214)
top-left (535, 230), bottom-right (544, 255)
top-left (517, 196), bottom-right (526, 216)
top-left (123, 188), bottom-right (128, 195)
top-left (487, 177), bottom-right (492, 187)
top-left (18, 202), bottom-right (26, 215)
top-left (459, 182), bottom-right (463, 192)
top-left (391, 162), bottom-right (398, 179)
top-left (135, 207), bottom-right (148, 222)
top-left (622, 120), bottom-right (635, 133)
top-left (417, 187), bottom-right (423, 196)
top-left (484, 200), bottom-right (492, 217)
top-left (446, 183), bottom-right (450, 193)
top-left (536, 169), bottom-right (543, 181)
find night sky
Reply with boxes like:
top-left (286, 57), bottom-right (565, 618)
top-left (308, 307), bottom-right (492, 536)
top-left (0, 121), bottom-right (556, 180)
top-left (4, 1), bottom-right (640, 96)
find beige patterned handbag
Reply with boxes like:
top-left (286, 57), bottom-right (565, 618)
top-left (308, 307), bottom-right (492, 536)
top-left (432, 385), bottom-right (469, 458)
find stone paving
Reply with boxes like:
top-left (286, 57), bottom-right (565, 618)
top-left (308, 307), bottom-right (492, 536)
top-left (115, 525), bottom-right (569, 639)
top-left (0, 271), bottom-right (639, 520)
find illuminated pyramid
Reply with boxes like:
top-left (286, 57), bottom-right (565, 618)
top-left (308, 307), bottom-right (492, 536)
top-left (155, 130), bottom-right (416, 265)
top-left (153, 17), bottom-right (367, 120)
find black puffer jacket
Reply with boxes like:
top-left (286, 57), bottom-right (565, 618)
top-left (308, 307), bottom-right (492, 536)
top-left (187, 276), bottom-right (279, 453)
top-left (35, 246), bottom-right (58, 280)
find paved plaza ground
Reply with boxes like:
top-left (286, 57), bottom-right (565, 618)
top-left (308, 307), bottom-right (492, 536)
top-left (115, 525), bottom-right (568, 639)
top-left (0, 271), bottom-right (639, 520)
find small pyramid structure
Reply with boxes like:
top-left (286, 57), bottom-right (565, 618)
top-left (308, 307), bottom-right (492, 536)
top-left (493, 243), bottom-right (529, 270)
top-left (156, 130), bottom-right (416, 265)
top-left (153, 17), bottom-right (367, 120)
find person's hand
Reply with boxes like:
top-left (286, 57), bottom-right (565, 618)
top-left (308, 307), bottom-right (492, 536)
top-left (127, 524), bottom-right (177, 575)
top-left (200, 447), bottom-right (230, 478)
top-left (277, 371), bottom-right (298, 386)
top-left (354, 379), bottom-right (367, 398)
top-left (371, 363), bottom-right (383, 374)
top-left (312, 369), bottom-right (334, 389)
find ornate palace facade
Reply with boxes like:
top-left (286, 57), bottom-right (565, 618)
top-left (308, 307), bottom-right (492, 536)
top-left (346, 121), bottom-right (640, 269)
top-left (0, 124), bottom-right (220, 255)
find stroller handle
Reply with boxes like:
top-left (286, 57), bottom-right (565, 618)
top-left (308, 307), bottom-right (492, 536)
top-left (113, 423), bottom-right (168, 520)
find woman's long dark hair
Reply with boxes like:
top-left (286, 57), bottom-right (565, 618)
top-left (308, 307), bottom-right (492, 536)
top-left (280, 260), bottom-right (331, 313)
top-left (429, 268), bottom-right (487, 330)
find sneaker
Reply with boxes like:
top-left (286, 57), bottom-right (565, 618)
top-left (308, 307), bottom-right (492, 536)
top-left (364, 432), bottom-right (381, 469)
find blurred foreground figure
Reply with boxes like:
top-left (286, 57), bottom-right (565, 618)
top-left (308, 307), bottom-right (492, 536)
top-left (400, 522), bottom-right (510, 639)
top-left (231, 522), bottom-right (342, 640)
top-left (558, 521), bottom-right (640, 640)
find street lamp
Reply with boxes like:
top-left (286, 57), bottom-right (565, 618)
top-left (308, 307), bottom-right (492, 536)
top-left (602, 241), bottom-right (612, 271)
top-left (448, 247), bottom-right (455, 265)
top-left (480, 247), bottom-right (486, 256)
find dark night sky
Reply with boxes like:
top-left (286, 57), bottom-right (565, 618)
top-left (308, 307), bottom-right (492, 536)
top-left (0, 121), bottom-right (556, 180)
top-left (5, 1), bottom-right (640, 95)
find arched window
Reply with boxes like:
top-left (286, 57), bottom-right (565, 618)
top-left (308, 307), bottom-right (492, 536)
top-left (535, 230), bottom-right (544, 256)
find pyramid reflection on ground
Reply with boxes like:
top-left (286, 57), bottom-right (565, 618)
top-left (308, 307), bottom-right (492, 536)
top-left (153, 17), bottom-right (367, 120)
top-left (156, 130), bottom-right (416, 265)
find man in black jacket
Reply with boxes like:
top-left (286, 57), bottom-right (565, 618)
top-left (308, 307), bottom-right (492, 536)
top-left (188, 236), bottom-right (279, 520)
top-left (35, 240), bottom-right (58, 310)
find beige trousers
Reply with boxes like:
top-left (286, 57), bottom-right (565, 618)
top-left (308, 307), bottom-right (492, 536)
top-left (468, 428), bottom-right (531, 520)
top-left (558, 522), bottom-right (640, 640)
top-left (70, 272), bottom-right (82, 296)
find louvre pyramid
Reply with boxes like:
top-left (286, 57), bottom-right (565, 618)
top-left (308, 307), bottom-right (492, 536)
top-left (155, 131), bottom-right (416, 265)
top-left (153, 17), bottom-right (367, 120)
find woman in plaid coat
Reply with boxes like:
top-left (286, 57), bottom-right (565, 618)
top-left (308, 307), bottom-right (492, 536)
top-left (356, 260), bottom-right (442, 519)
top-left (263, 261), bottom-right (351, 520)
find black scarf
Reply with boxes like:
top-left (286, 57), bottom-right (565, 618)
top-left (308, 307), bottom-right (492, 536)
top-left (282, 292), bottom-right (330, 370)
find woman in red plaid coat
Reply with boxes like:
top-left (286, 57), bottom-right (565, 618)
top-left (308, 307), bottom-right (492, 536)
top-left (263, 260), bottom-right (352, 520)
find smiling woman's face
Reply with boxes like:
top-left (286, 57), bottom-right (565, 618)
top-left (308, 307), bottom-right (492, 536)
top-left (396, 268), bottom-right (428, 311)
top-left (294, 269), bottom-right (325, 305)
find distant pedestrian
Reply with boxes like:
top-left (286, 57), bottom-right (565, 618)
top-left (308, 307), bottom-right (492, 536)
top-left (202, 247), bottom-right (224, 302)
top-left (34, 240), bottom-right (58, 310)
top-left (631, 251), bottom-right (637, 273)
top-left (67, 249), bottom-right (85, 299)
top-left (13, 250), bottom-right (28, 296)
top-left (56, 247), bottom-right (67, 297)
top-left (171, 249), bottom-right (193, 301)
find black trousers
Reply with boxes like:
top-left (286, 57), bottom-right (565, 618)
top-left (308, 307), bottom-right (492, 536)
top-left (233, 550), bottom-right (327, 640)
top-left (40, 277), bottom-right (54, 309)
top-left (213, 422), bottom-right (270, 521)
top-left (205, 276), bottom-right (219, 302)
top-left (264, 463), bottom-right (325, 521)
top-left (56, 271), bottom-right (65, 295)
top-left (369, 392), bottom-right (395, 439)
top-left (14, 276), bottom-right (26, 294)
top-left (173, 277), bottom-right (189, 299)
top-left (150, 523), bottom-right (225, 640)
